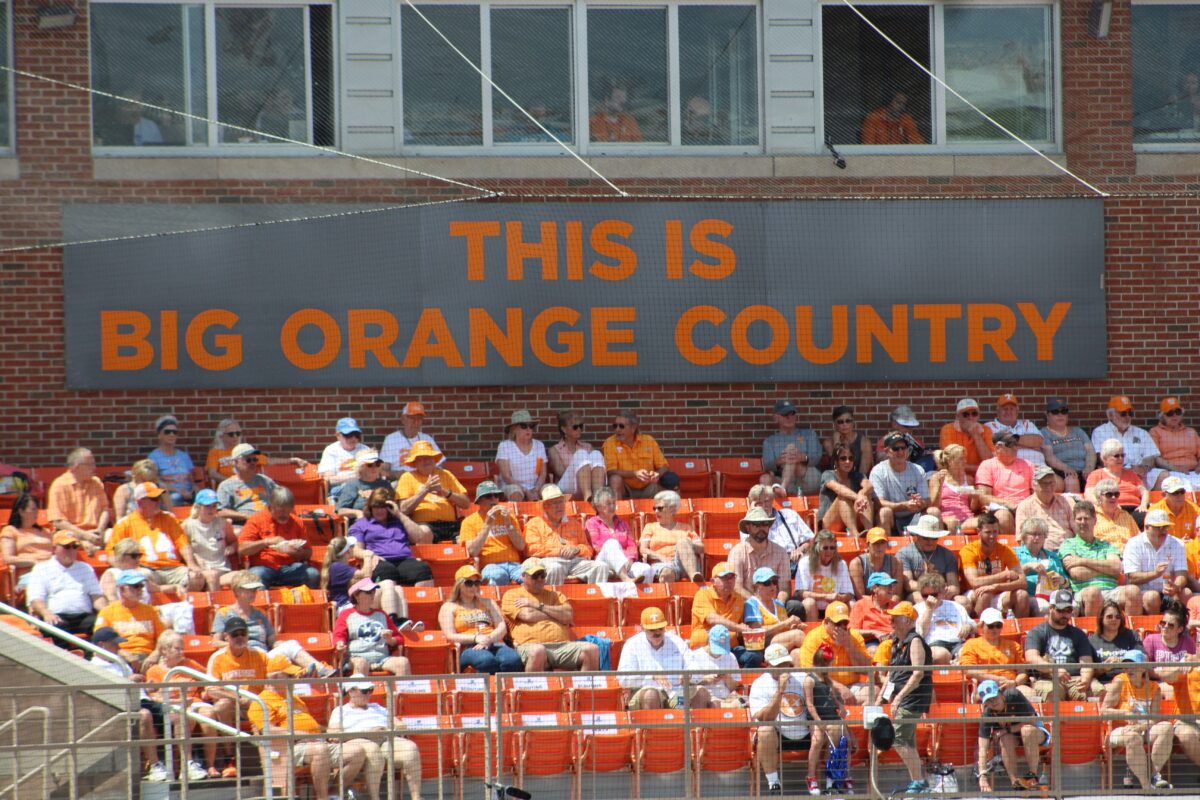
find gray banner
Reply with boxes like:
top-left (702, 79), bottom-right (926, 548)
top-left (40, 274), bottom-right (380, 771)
top-left (63, 199), bottom-right (1106, 388)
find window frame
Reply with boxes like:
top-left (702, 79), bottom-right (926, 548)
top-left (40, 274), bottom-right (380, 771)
top-left (89, 0), bottom-right (338, 156)
top-left (1130, 0), bottom-right (1200, 152)
top-left (1, 0), bottom-right (12, 152)
top-left (815, 0), bottom-right (1062, 154)
top-left (396, 0), bottom-right (765, 156)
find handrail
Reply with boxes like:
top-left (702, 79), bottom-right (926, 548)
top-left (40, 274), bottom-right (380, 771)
top-left (162, 665), bottom-right (272, 800)
top-left (0, 601), bottom-right (127, 672)
top-left (0, 707), bottom-right (49, 800)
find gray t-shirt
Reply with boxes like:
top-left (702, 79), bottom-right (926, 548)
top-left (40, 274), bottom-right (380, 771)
top-left (1040, 426), bottom-right (1090, 472)
top-left (897, 543), bottom-right (958, 582)
top-left (212, 606), bottom-right (275, 649)
top-left (334, 476), bottom-right (394, 512)
top-left (216, 473), bottom-right (278, 515)
top-left (868, 461), bottom-right (928, 503)
top-left (762, 429), bottom-right (822, 474)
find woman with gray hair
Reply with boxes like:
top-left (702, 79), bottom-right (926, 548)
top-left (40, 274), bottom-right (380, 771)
top-left (148, 414), bottom-right (195, 504)
top-left (585, 487), bottom-right (652, 582)
top-left (1086, 439), bottom-right (1149, 526)
top-left (205, 417), bottom-right (307, 485)
top-left (638, 490), bottom-right (703, 582)
top-left (1091, 478), bottom-right (1140, 549)
top-left (1013, 517), bottom-right (1067, 615)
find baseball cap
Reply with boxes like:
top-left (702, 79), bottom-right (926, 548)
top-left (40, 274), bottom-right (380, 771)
top-left (980, 607), bottom-right (1004, 626)
top-left (521, 557), bottom-right (547, 576)
top-left (455, 565), bottom-right (482, 582)
top-left (866, 528), bottom-right (889, 544)
top-left (1108, 396), bottom-right (1133, 412)
top-left (115, 569), bottom-right (147, 586)
top-left (349, 578), bottom-right (379, 597)
top-left (133, 482), bottom-right (165, 502)
top-left (997, 393), bottom-right (1019, 407)
top-left (1161, 397), bottom-right (1183, 415)
top-left (640, 607), bottom-right (669, 631)
top-left (752, 567), bottom-right (778, 585)
top-left (223, 615), bottom-right (250, 634)
top-left (336, 417), bottom-right (362, 435)
top-left (230, 443), bottom-right (261, 460)
top-left (474, 480), bottom-right (504, 501)
top-left (707, 624), bottom-right (731, 657)
top-left (1163, 476), bottom-right (1189, 495)
top-left (956, 398), bottom-right (980, 413)
top-left (764, 642), bottom-right (792, 666)
top-left (1045, 396), bottom-right (1069, 412)
top-left (1049, 589), bottom-right (1075, 610)
top-left (402, 402), bottom-right (426, 417)
top-left (891, 405), bottom-right (919, 428)
top-left (1122, 650), bottom-right (1147, 664)
top-left (977, 680), bottom-right (1001, 703)
top-left (711, 562), bottom-right (735, 579)
top-left (195, 488), bottom-right (219, 506)
top-left (993, 431), bottom-right (1020, 448)
top-left (1145, 509), bottom-right (1172, 528)
top-left (354, 449), bottom-right (383, 467)
top-left (867, 572), bottom-right (897, 589)
top-left (1033, 464), bottom-right (1056, 482)
top-left (52, 531), bottom-right (80, 547)
top-left (774, 400), bottom-right (797, 415)
top-left (887, 601), bottom-right (918, 620)
top-left (267, 654), bottom-right (304, 676)
top-left (539, 483), bottom-right (565, 501)
top-left (92, 627), bottom-right (127, 645)
top-left (825, 601), bottom-right (850, 624)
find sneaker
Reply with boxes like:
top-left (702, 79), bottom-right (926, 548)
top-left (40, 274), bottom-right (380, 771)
top-left (904, 779), bottom-right (929, 795)
top-left (315, 662), bottom-right (339, 679)
top-left (1153, 774), bottom-right (1172, 789)
top-left (808, 776), bottom-right (821, 795)
top-left (841, 778), bottom-right (855, 794)
top-left (1013, 774), bottom-right (1038, 791)
top-left (145, 762), bottom-right (170, 783)
top-left (185, 760), bottom-right (207, 782)
top-left (1123, 768), bottom-right (1136, 788)
top-left (766, 782), bottom-right (783, 796)
top-left (220, 761), bottom-right (238, 779)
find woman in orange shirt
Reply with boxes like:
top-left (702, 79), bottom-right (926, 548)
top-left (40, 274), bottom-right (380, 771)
top-left (437, 564), bottom-right (521, 673)
top-left (1102, 650), bottom-right (1174, 790)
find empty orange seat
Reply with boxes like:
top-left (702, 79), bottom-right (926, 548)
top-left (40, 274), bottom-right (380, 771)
top-left (711, 458), bottom-right (764, 497)
top-left (673, 458), bottom-right (715, 497)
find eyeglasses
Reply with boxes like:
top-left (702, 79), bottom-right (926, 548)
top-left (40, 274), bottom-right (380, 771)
top-left (1048, 409), bottom-right (1069, 415)
top-left (779, 410), bottom-right (796, 417)
top-left (920, 591), bottom-right (938, 598)
top-left (1102, 613), bottom-right (1122, 621)
top-left (61, 543), bottom-right (81, 549)
top-left (1102, 491), bottom-right (1120, 499)
top-left (130, 553), bottom-right (143, 561)
top-left (568, 423), bottom-right (584, 430)
top-left (162, 429), bottom-right (178, 436)
top-left (528, 572), bottom-right (547, 580)
top-left (515, 422), bottom-right (532, 430)
top-left (889, 445), bottom-right (908, 452)
top-left (986, 622), bottom-right (1004, 630)
top-left (820, 545), bottom-right (838, 552)
top-left (653, 505), bottom-right (666, 511)
top-left (1107, 451), bottom-right (1125, 458)
top-left (612, 422), bottom-right (628, 429)
top-left (463, 580), bottom-right (481, 587)
top-left (831, 620), bottom-right (849, 629)
top-left (960, 411), bottom-right (979, 417)
top-left (835, 418), bottom-right (854, 425)
top-left (343, 432), bottom-right (362, 439)
top-left (837, 455), bottom-right (855, 462)
top-left (1116, 411), bottom-right (1132, 418)
top-left (1166, 409), bottom-right (1183, 417)
top-left (1159, 621), bottom-right (1180, 629)
top-left (223, 430), bottom-right (243, 437)
top-left (229, 631), bottom-right (249, 638)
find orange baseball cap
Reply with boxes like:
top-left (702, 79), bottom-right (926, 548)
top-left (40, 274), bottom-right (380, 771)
top-left (640, 607), bottom-right (669, 630)
top-left (887, 601), bottom-right (918, 620)
top-left (1109, 395), bottom-right (1133, 412)
top-left (52, 531), bottom-right (80, 547)
top-left (455, 565), bottom-right (482, 582)
top-left (866, 528), bottom-right (888, 544)
top-left (711, 562), bottom-right (735, 579)
top-left (1161, 397), bottom-right (1183, 414)
top-left (402, 402), bottom-right (426, 416)
top-left (996, 393), bottom-right (1019, 407)
top-left (825, 602), bottom-right (850, 623)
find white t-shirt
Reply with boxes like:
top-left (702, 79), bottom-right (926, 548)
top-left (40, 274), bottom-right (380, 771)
top-left (794, 558), bottom-right (853, 598)
top-left (922, 599), bottom-right (973, 646)
top-left (329, 702), bottom-right (391, 732)
top-left (495, 439), bottom-right (547, 492)
top-left (318, 441), bottom-right (372, 484)
top-left (1123, 533), bottom-right (1188, 593)
top-left (616, 632), bottom-right (690, 693)
top-left (380, 431), bottom-right (443, 473)
top-left (748, 671), bottom-right (809, 739)
top-left (1090, 423), bottom-right (1160, 472)
top-left (687, 646), bottom-right (739, 699)
top-left (986, 418), bottom-right (1046, 466)
top-left (26, 558), bottom-right (101, 615)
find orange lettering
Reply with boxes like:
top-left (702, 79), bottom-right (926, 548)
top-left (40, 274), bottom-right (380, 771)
top-left (795, 306), bottom-right (849, 365)
top-left (280, 309), bottom-right (338, 370)
top-left (347, 309), bottom-right (400, 369)
top-left (912, 304), bottom-right (962, 363)
top-left (665, 220), bottom-right (684, 279)
top-left (688, 219), bottom-right (736, 280)
top-left (731, 305), bottom-right (788, 365)
top-left (506, 221), bottom-right (558, 281)
top-left (855, 305), bottom-right (909, 363)
top-left (1018, 302), bottom-right (1070, 361)
top-left (402, 308), bottom-right (465, 369)
top-left (469, 307), bottom-right (524, 367)
top-left (589, 220), bottom-right (636, 281)
top-left (100, 311), bottom-right (153, 371)
top-left (967, 304), bottom-right (1017, 362)
top-left (565, 221), bottom-right (585, 281)
top-left (674, 306), bottom-right (727, 366)
top-left (530, 307), bottom-right (583, 367)
top-left (450, 220), bottom-right (501, 281)
top-left (591, 307), bottom-right (637, 367)
top-left (186, 309), bottom-right (242, 371)
top-left (160, 310), bottom-right (178, 370)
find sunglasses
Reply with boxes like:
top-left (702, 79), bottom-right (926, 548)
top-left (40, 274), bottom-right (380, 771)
top-left (129, 553), bottom-right (144, 560)
top-left (162, 429), bottom-right (179, 436)
top-left (835, 418), bottom-right (854, 425)
top-left (837, 455), bottom-right (855, 462)
top-left (986, 622), bottom-right (1003, 630)
top-left (960, 410), bottom-right (979, 417)
top-left (920, 591), bottom-right (938, 598)
top-left (653, 505), bottom-right (666, 511)
top-left (343, 432), bottom-right (362, 439)
top-left (1108, 451), bottom-right (1125, 458)
top-left (1116, 411), bottom-right (1132, 417)
top-left (229, 631), bottom-right (250, 638)
top-left (480, 494), bottom-right (504, 502)
top-left (890, 445), bottom-right (908, 452)
top-left (514, 422), bottom-right (532, 430)
top-left (223, 430), bottom-right (243, 436)
top-left (1166, 409), bottom-right (1183, 417)
top-left (1102, 491), bottom-right (1120, 498)
top-left (568, 423), bottom-right (584, 430)
top-left (779, 410), bottom-right (797, 417)
top-left (612, 422), bottom-right (628, 429)
top-left (1048, 408), bottom-right (1069, 415)
top-left (758, 578), bottom-right (780, 585)
top-left (528, 572), bottom-right (547, 580)
top-left (831, 620), bottom-right (850, 628)
top-left (463, 579), bottom-right (481, 587)
top-left (61, 543), bottom-right (81, 549)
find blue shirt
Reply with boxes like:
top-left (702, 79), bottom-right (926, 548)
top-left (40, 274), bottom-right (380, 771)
top-left (148, 448), bottom-right (195, 498)
top-left (1014, 544), bottom-right (1066, 597)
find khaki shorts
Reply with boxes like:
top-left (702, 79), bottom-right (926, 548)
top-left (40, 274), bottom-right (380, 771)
top-left (152, 566), bottom-right (192, 586)
top-left (517, 641), bottom-right (590, 669)
top-left (891, 705), bottom-right (924, 748)
top-left (1032, 677), bottom-right (1103, 702)
top-left (628, 687), bottom-right (673, 710)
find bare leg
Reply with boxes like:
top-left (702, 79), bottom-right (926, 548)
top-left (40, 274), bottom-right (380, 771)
top-left (378, 579), bottom-right (400, 616)
top-left (1149, 721), bottom-right (1175, 776)
top-left (808, 725), bottom-right (827, 784)
top-left (676, 543), bottom-right (703, 582)
top-left (757, 726), bottom-right (780, 776)
top-left (588, 467), bottom-right (606, 501)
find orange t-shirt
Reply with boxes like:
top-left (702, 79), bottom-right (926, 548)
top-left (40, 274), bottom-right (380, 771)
top-left (958, 542), bottom-right (1020, 588)
top-left (689, 587), bottom-right (745, 647)
top-left (395, 469), bottom-right (466, 522)
top-left (524, 516), bottom-right (594, 560)
top-left (849, 596), bottom-right (893, 638)
top-left (601, 434), bottom-right (667, 489)
top-left (95, 601), bottom-right (164, 655)
top-left (248, 688), bottom-right (322, 734)
top-left (860, 108), bottom-right (924, 145)
top-left (640, 521), bottom-right (699, 561)
top-left (938, 424), bottom-right (994, 468)
top-left (206, 646), bottom-right (268, 695)
top-left (145, 658), bottom-right (208, 704)
top-left (108, 510), bottom-right (190, 569)
top-left (798, 625), bottom-right (870, 687)
top-left (238, 510), bottom-right (307, 569)
top-left (589, 111), bottom-right (643, 143)
top-left (957, 636), bottom-right (1025, 682)
top-left (1151, 425), bottom-right (1200, 472)
top-left (501, 586), bottom-right (570, 646)
top-left (0, 525), bottom-right (53, 565)
top-left (1151, 498), bottom-right (1200, 541)
top-left (47, 472), bottom-right (110, 529)
top-left (1095, 509), bottom-right (1138, 551)
top-left (458, 509), bottom-right (523, 566)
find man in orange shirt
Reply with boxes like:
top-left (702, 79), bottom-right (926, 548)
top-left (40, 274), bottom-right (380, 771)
top-left (860, 90), bottom-right (925, 145)
top-left (589, 84), bottom-right (644, 143)
top-left (939, 399), bottom-right (995, 479)
top-left (500, 557), bottom-right (599, 672)
top-left (1152, 476), bottom-right (1200, 541)
top-left (458, 481), bottom-right (525, 585)
top-left (602, 408), bottom-right (675, 499)
top-left (959, 512), bottom-right (1030, 617)
top-left (522, 484), bottom-right (607, 583)
top-left (689, 562), bottom-right (761, 667)
top-left (205, 615), bottom-right (268, 778)
top-left (958, 607), bottom-right (1035, 701)
top-left (46, 447), bottom-right (110, 549)
top-left (850, 572), bottom-right (897, 651)
top-left (798, 601), bottom-right (872, 703)
top-left (108, 482), bottom-right (204, 591)
top-left (237, 487), bottom-right (318, 589)
top-left (94, 570), bottom-right (164, 671)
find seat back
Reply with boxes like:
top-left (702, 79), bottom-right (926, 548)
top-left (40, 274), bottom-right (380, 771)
top-left (263, 464), bottom-right (327, 505)
top-left (575, 711), bottom-right (635, 775)
top-left (631, 708), bottom-right (687, 775)
top-left (568, 674), bottom-right (626, 713)
top-left (672, 458), bottom-right (715, 498)
top-left (1047, 700), bottom-right (1103, 764)
top-left (400, 586), bottom-right (444, 629)
top-left (391, 677), bottom-right (444, 715)
top-left (411, 543), bottom-right (470, 587)
top-left (693, 497), bottom-right (748, 540)
top-left (556, 583), bottom-right (617, 626)
top-left (711, 458), bottom-right (764, 497)
top-left (691, 707), bottom-right (752, 773)
top-left (404, 631), bottom-right (454, 675)
top-left (510, 712), bottom-right (577, 777)
top-left (503, 675), bottom-right (567, 712)
top-left (400, 715), bottom-right (458, 780)
top-left (929, 702), bottom-right (978, 766)
top-left (443, 460), bottom-right (492, 496)
top-left (618, 583), bottom-right (673, 627)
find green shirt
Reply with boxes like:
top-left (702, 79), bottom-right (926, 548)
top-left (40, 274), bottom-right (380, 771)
top-left (1057, 535), bottom-right (1119, 591)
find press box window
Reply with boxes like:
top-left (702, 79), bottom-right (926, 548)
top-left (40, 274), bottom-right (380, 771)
top-left (0, 1), bottom-right (11, 150)
top-left (1132, 4), bottom-right (1200, 146)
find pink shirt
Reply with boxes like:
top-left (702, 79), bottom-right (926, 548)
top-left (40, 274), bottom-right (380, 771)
top-left (976, 457), bottom-right (1034, 504)
top-left (585, 514), bottom-right (637, 560)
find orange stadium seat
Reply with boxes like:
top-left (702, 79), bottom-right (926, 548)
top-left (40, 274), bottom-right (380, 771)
top-left (1047, 700), bottom-right (1104, 768)
top-left (670, 582), bottom-right (701, 624)
top-left (691, 706), bottom-right (752, 795)
top-left (930, 702), bottom-right (977, 768)
top-left (404, 631), bottom-right (455, 675)
top-left (570, 626), bottom-right (629, 665)
top-left (673, 458), bottom-right (715, 497)
top-left (264, 463), bottom-right (327, 505)
top-left (693, 497), bottom-right (747, 540)
top-left (568, 674), bottom-right (627, 713)
top-left (703, 539), bottom-right (737, 575)
top-left (632, 708), bottom-right (688, 788)
top-left (391, 677), bottom-right (445, 715)
top-left (618, 582), bottom-right (673, 626)
top-left (400, 714), bottom-right (459, 783)
top-left (275, 598), bottom-right (332, 633)
top-left (575, 711), bottom-right (636, 794)
top-left (444, 460), bottom-right (491, 496)
top-left (711, 458), bottom-right (764, 497)
top-left (504, 675), bottom-right (568, 713)
top-left (401, 587), bottom-right (443, 629)
top-left (411, 543), bottom-right (469, 586)
top-left (182, 634), bottom-right (220, 664)
top-left (446, 675), bottom-right (495, 715)
top-left (292, 631), bottom-right (336, 663)
top-left (509, 712), bottom-right (579, 792)
top-left (556, 583), bottom-right (616, 626)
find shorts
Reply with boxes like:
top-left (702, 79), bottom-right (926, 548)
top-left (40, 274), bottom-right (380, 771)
top-left (997, 724), bottom-right (1051, 748)
top-left (372, 557), bottom-right (433, 586)
top-left (141, 698), bottom-right (164, 733)
top-left (152, 566), bottom-right (192, 586)
top-left (891, 705), bottom-right (924, 748)
top-left (929, 640), bottom-right (964, 659)
top-left (425, 520), bottom-right (461, 543)
top-left (517, 640), bottom-right (590, 669)
top-left (628, 687), bottom-right (678, 710)
top-left (1032, 677), bottom-right (1103, 702)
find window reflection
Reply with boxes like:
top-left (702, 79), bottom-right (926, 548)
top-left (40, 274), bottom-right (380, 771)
top-left (492, 8), bottom-right (574, 144)
top-left (678, 6), bottom-right (759, 146)
top-left (1132, 5), bottom-right (1200, 143)
top-left (588, 8), bottom-right (668, 143)
top-left (216, 8), bottom-right (307, 143)
top-left (402, 5), bottom-right (482, 145)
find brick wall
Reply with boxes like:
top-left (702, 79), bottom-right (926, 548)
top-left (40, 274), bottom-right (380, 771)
top-left (1, 0), bottom-right (1198, 467)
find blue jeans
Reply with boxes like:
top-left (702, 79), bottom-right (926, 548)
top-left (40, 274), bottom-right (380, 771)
top-left (459, 643), bottom-right (524, 674)
top-left (250, 562), bottom-right (319, 589)
top-left (732, 646), bottom-right (764, 669)
top-left (481, 562), bottom-right (523, 586)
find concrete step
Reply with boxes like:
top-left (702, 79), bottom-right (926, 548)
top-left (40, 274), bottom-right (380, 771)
top-left (139, 776), bottom-right (265, 800)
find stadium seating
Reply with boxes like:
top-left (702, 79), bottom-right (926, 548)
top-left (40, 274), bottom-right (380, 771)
top-left (443, 460), bottom-right (491, 496)
top-left (575, 711), bottom-right (637, 795)
top-left (672, 457), bottom-right (715, 497)
top-left (711, 458), bottom-right (763, 497)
